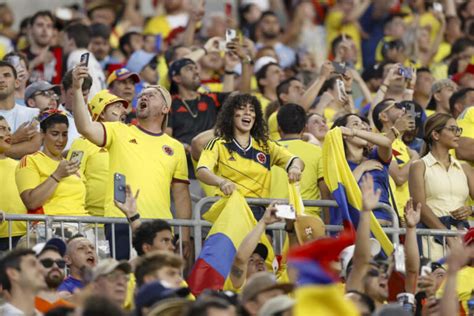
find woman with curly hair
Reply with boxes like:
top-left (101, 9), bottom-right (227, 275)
top-left (196, 93), bottom-right (304, 219)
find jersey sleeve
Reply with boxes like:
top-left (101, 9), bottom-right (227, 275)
top-left (101, 122), bottom-right (120, 149)
top-left (269, 141), bottom-right (297, 171)
top-left (197, 138), bottom-right (220, 172)
top-left (15, 155), bottom-right (41, 194)
top-left (172, 142), bottom-right (189, 183)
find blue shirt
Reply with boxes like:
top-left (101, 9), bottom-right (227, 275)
top-left (57, 276), bottom-right (84, 293)
top-left (359, 5), bottom-right (388, 69)
top-left (255, 42), bottom-right (296, 69)
top-left (348, 148), bottom-right (393, 221)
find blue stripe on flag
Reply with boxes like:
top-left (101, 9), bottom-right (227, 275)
top-left (198, 232), bottom-right (236, 278)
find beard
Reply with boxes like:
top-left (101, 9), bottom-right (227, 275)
top-left (261, 30), bottom-right (279, 40)
top-left (45, 269), bottom-right (64, 289)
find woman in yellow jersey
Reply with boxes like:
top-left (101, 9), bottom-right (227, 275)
top-left (16, 110), bottom-right (87, 217)
top-left (409, 113), bottom-right (474, 260)
top-left (196, 93), bottom-right (304, 220)
top-left (0, 116), bottom-right (27, 249)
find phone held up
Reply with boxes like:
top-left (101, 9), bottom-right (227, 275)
top-left (114, 173), bottom-right (127, 204)
top-left (80, 52), bottom-right (89, 67)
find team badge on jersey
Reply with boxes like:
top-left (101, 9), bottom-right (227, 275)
top-left (162, 145), bottom-right (174, 156)
top-left (256, 152), bottom-right (267, 165)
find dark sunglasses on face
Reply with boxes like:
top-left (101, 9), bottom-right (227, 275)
top-left (40, 258), bottom-right (66, 269)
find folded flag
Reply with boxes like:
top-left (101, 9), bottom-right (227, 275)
top-left (322, 127), bottom-right (394, 255)
top-left (187, 191), bottom-right (275, 296)
top-left (288, 223), bottom-right (359, 316)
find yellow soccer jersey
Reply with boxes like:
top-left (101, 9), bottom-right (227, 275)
top-left (389, 138), bottom-right (411, 218)
top-left (268, 111), bottom-right (280, 141)
top-left (457, 107), bottom-right (474, 209)
top-left (0, 158), bottom-right (27, 238)
top-left (68, 137), bottom-right (109, 216)
top-left (270, 139), bottom-right (323, 216)
top-left (15, 152), bottom-right (88, 216)
top-left (254, 93), bottom-right (271, 115)
top-left (101, 122), bottom-right (189, 219)
top-left (197, 137), bottom-right (296, 198)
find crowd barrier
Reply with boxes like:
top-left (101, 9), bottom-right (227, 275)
top-left (0, 198), bottom-right (467, 261)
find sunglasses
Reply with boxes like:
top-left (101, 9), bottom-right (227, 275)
top-left (37, 109), bottom-right (67, 123)
top-left (33, 90), bottom-right (59, 99)
top-left (40, 258), bottom-right (66, 269)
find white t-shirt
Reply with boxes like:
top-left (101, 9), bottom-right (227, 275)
top-left (167, 13), bottom-right (189, 29)
top-left (58, 104), bottom-right (81, 151)
top-left (67, 49), bottom-right (106, 101)
top-left (0, 103), bottom-right (39, 133)
top-left (0, 302), bottom-right (41, 316)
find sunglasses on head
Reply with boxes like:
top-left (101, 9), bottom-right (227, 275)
top-left (40, 258), bottom-right (66, 269)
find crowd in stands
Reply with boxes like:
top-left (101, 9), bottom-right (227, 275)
top-left (0, 0), bottom-right (473, 315)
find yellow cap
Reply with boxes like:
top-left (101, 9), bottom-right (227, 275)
top-left (88, 89), bottom-right (129, 121)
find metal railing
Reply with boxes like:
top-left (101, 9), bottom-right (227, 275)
top-left (1, 214), bottom-right (197, 259)
top-left (192, 197), bottom-right (401, 258)
top-left (0, 198), bottom-right (467, 261)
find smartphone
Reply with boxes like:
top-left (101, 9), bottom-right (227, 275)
top-left (420, 264), bottom-right (432, 277)
top-left (226, 29), bottom-right (237, 44)
top-left (398, 66), bottom-right (412, 80)
top-left (80, 52), bottom-right (90, 67)
top-left (114, 173), bottom-right (126, 204)
top-left (275, 204), bottom-right (296, 219)
top-left (433, 2), bottom-right (443, 13)
top-left (336, 79), bottom-right (346, 102)
top-left (69, 150), bottom-right (84, 164)
top-left (394, 244), bottom-right (406, 274)
top-left (332, 61), bottom-right (346, 74)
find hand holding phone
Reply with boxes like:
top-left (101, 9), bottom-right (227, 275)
top-left (275, 204), bottom-right (296, 220)
top-left (80, 52), bottom-right (90, 67)
top-left (69, 150), bottom-right (84, 165)
top-left (114, 173), bottom-right (127, 204)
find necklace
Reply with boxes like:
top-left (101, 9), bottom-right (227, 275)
top-left (181, 97), bottom-right (199, 118)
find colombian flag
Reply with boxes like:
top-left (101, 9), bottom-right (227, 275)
top-left (187, 191), bottom-right (275, 296)
top-left (322, 128), bottom-right (394, 255)
top-left (288, 222), bottom-right (359, 316)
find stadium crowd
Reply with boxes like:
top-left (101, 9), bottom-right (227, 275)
top-left (0, 0), bottom-right (473, 315)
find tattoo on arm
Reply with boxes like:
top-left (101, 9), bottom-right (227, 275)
top-left (231, 264), bottom-right (244, 279)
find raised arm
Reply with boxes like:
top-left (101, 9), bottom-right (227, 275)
top-left (404, 198), bottom-right (421, 294)
top-left (300, 61), bottom-right (334, 112)
top-left (71, 65), bottom-right (105, 146)
top-left (340, 127), bottom-right (393, 161)
top-left (114, 185), bottom-right (142, 232)
top-left (439, 242), bottom-right (469, 316)
top-left (346, 174), bottom-right (381, 292)
top-left (230, 203), bottom-right (281, 289)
